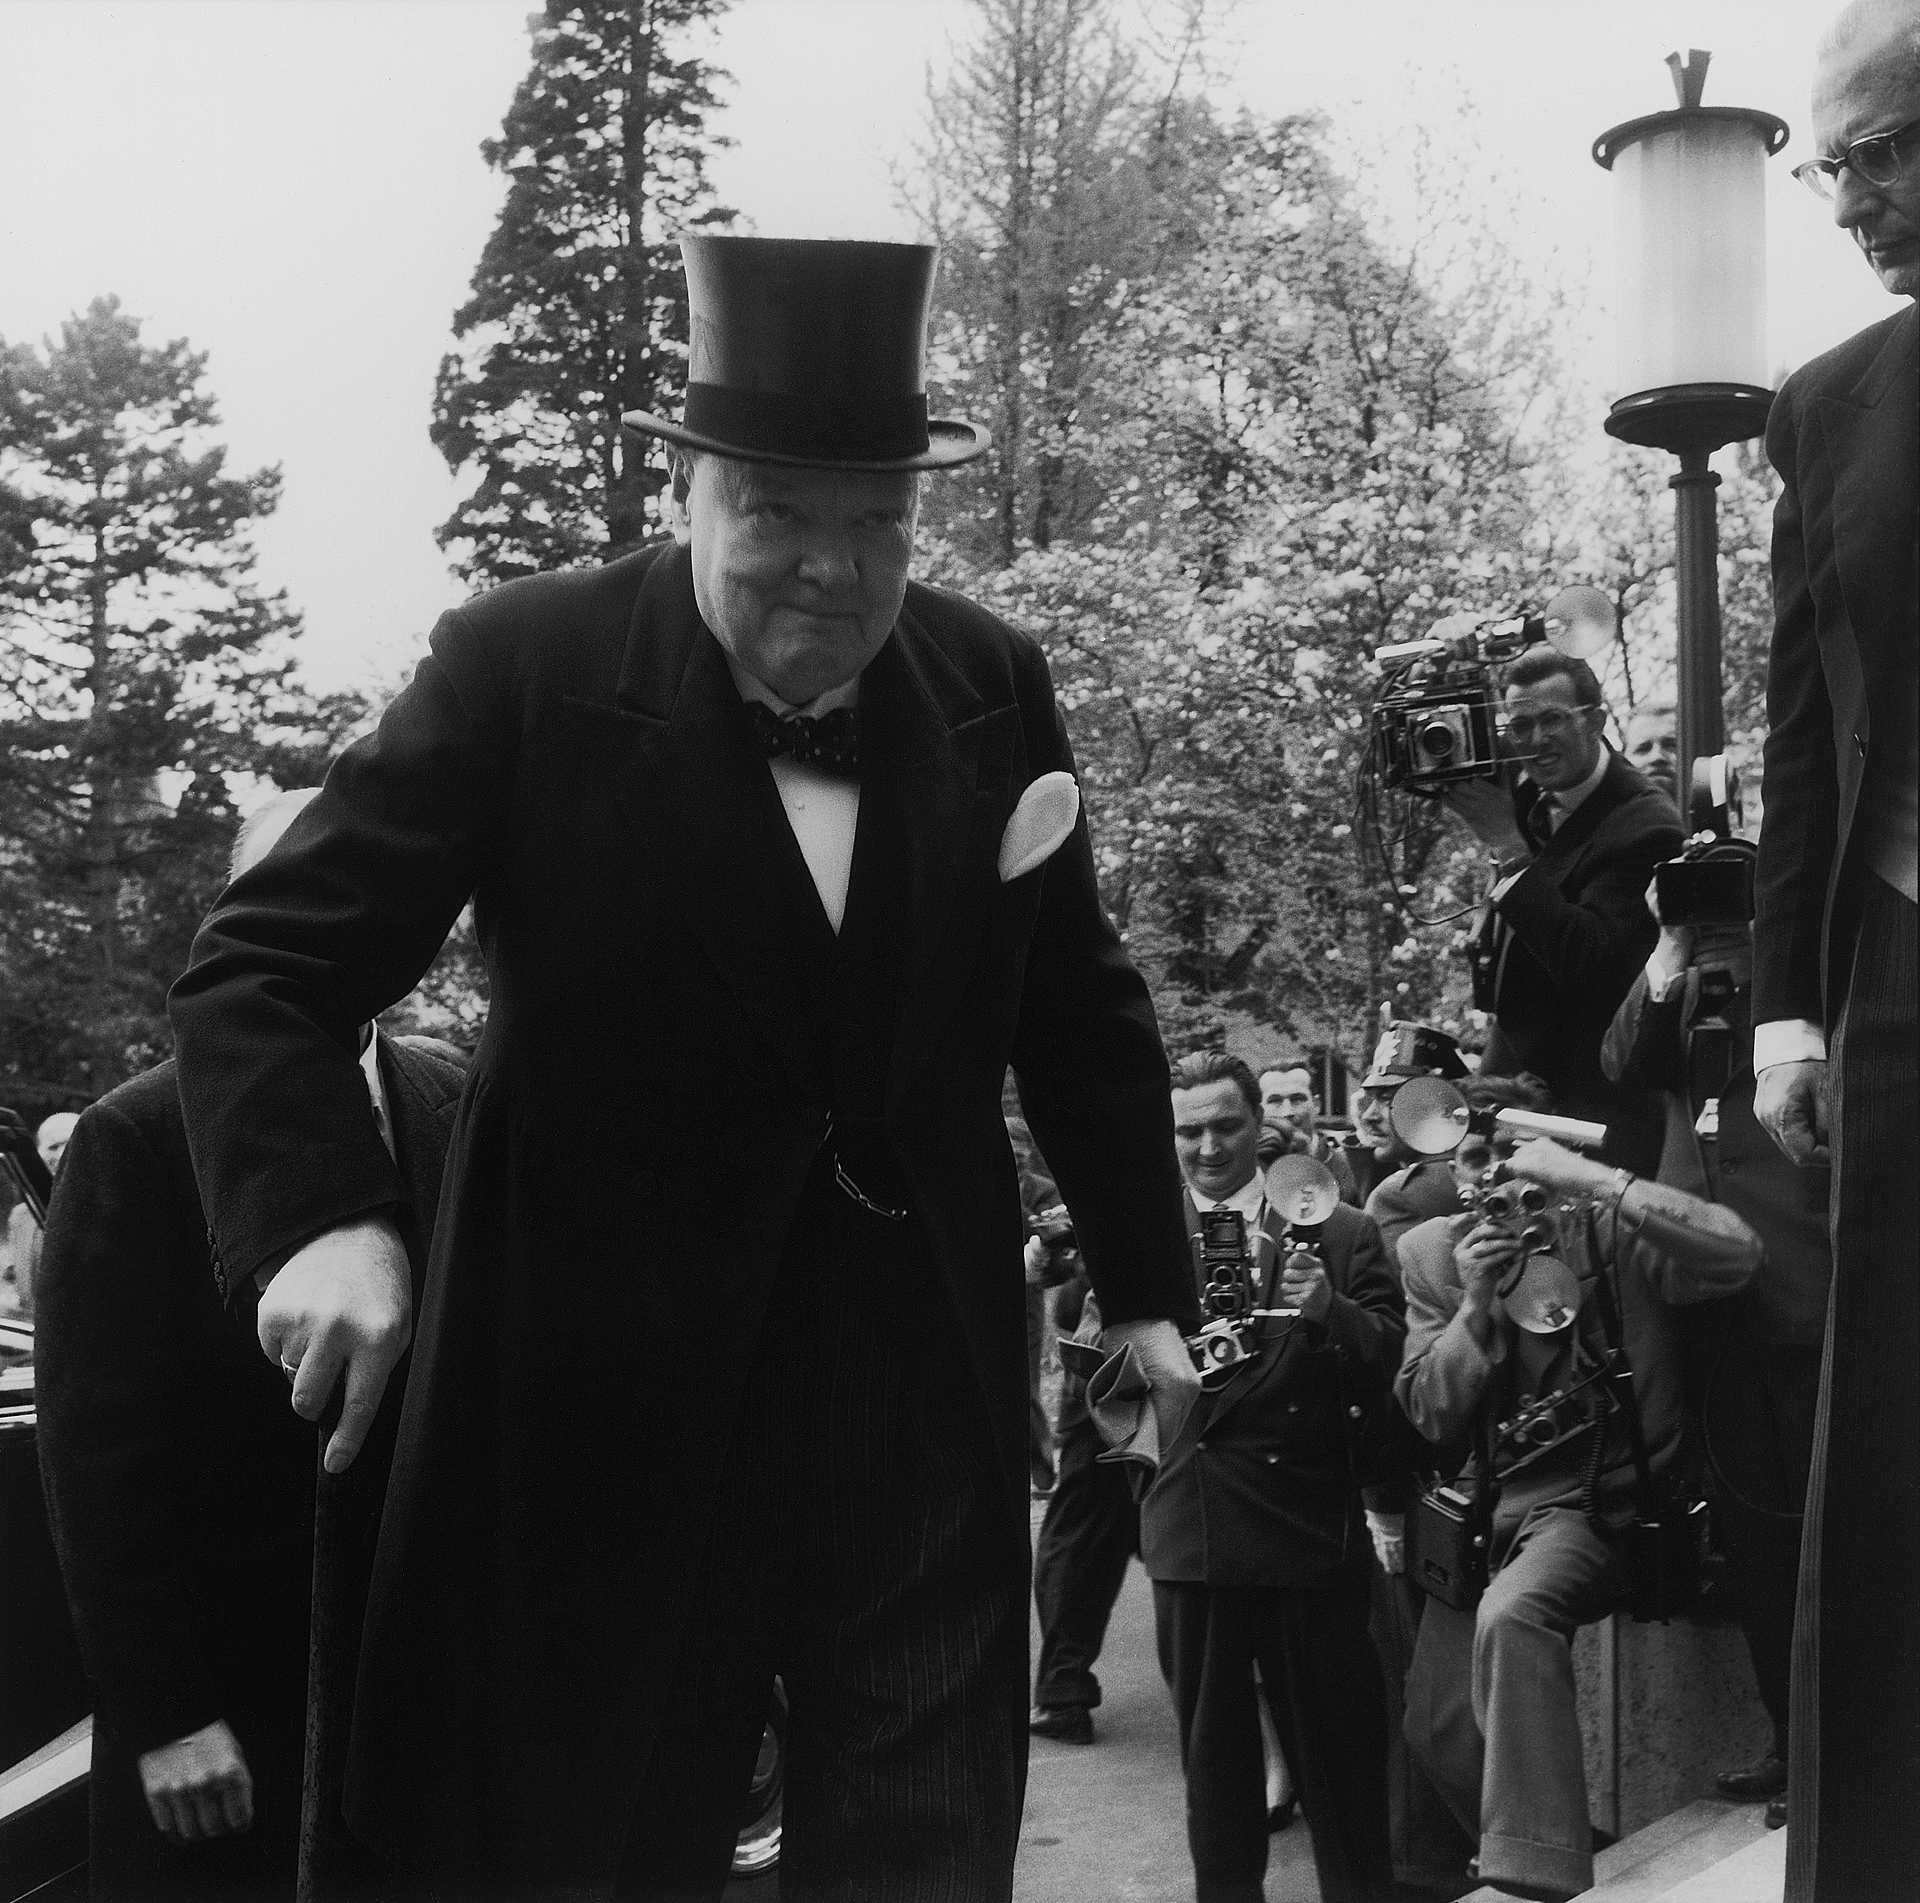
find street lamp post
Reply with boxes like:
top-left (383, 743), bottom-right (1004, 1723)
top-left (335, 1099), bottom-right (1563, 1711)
top-left (1594, 50), bottom-right (1789, 805)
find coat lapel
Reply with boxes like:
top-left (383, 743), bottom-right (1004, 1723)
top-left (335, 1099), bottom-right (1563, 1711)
top-left (606, 546), bottom-right (823, 1093)
top-left (1819, 305), bottom-right (1919, 721)
top-left (866, 602), bottom-right (1015, 1109)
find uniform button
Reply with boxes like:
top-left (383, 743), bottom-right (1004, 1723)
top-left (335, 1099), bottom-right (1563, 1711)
top-left (1266, 1454), bottom-right (1279, 1465)
top-left (1348, 1405), bottom-right (1365, 1420)
top-left (1287, 1403), bottom-right (1301, 1415)
top-left (1195, 1440), bottom-right (1208, 1452)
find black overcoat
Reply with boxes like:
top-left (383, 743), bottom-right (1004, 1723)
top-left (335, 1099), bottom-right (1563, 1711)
top-left (1474, 750), bottom-right (1685, 1172)
top-left (1754, 303), bottom-right (1918, 1027)
top-left (167, 541), bottom-right (1197, 1883)
top-left (1140, 1199), bottom-right (1404, 1590)
top-left (32, 1037), bottom-right (462, 1898)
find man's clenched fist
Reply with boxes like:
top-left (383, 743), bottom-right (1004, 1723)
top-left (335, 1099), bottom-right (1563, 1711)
top-left (138, 1719), bottom-right (253, 1843)
top-left (257, 1213), bottom-right (411, 1474)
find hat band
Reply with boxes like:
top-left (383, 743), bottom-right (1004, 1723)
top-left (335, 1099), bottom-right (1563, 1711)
top-left (682, 383), bottom-right (930, 462)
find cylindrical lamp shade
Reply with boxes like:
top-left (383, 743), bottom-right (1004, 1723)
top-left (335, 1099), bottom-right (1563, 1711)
top-left (1609, 116), bottom-right (1772, 395)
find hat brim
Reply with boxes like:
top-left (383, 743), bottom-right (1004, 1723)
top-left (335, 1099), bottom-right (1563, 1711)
top-left (622, 410), bottom-right (990, 473)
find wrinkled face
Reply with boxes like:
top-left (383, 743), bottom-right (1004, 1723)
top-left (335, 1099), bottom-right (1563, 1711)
top-left (1258, 1068), bottom-right (1317, 1138)
top-left (1624, 708), bottom-right (1679, 801)
top-left (1503, 673), bottom-right (1605, 794)
top-left (1172, 1079), bottom-right (1262, 1204)
top-left (668, 454), bottom-right (919, 706)
top-left (1812, 23), bottom-right (1920, 296)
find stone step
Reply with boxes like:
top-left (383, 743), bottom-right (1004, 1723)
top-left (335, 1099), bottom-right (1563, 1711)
top-left (1459, 1797), bottom-right (1775, 1903)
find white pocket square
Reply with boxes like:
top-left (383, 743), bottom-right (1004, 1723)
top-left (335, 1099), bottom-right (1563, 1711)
top-left (998, 771), bottom-right (1080, 882)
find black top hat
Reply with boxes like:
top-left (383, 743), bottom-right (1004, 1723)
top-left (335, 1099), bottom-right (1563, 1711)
top-left (622, 236), bottom-right (989, 472)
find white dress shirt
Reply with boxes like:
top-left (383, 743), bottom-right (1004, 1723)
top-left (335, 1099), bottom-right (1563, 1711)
top-left (725, 655), bottom-right (861, 933)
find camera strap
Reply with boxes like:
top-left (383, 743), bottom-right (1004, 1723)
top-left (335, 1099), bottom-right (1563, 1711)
top-left (1584, 1205), bottom-right (1660, 1517)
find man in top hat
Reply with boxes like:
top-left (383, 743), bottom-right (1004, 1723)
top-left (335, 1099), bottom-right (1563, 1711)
top-left (168, 236), bottom-right (1202, 1901)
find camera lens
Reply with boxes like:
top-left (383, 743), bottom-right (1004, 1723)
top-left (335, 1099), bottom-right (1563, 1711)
top-left (1417, 719), bottom-right (1457, 758)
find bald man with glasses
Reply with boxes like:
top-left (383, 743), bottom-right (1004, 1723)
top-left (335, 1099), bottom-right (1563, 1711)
top-left (1754, 6), bottom-right (1920, 1896)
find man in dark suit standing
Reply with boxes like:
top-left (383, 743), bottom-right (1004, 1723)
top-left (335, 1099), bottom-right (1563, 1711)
top-left (1144, 1051), bottom-right (1403, 1903)
top-left (167, 238), bottom-right (1201, 1901)
top-left (34, 791), bottom-right (465, 1900)
top-left (1443, 647), bottom-right (1685, 1175)
top-left (1753, 7), bottom-right (1920, 1894)
top-left (1604, 902), bottom-right (1832, 1830)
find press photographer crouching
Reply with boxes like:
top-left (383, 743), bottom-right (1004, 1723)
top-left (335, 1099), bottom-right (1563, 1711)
top-left (1600, 762), bottom-right (1831, 1827)
top-left (1394, 1109), bottom-right (1760, 1902)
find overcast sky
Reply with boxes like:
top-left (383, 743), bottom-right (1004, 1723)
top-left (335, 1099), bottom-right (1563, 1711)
top-left (0, 0), bottom-right (1904, 693)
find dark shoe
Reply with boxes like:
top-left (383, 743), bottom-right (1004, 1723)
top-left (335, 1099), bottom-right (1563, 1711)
top-left (1765, 1795), bottom-right (1788, 1830)
top-left (1266, 1796), bottom-right (1296, 1833)
top-left (1028, 1704), bottom-right (1093, 1744)
top-left (1715, 1752), bottom-right (1788, 1801)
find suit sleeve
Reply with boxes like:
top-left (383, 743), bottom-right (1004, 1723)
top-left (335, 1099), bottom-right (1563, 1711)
top-left (1319, 1209), bottom-right (1406, 1401)
top-left (1601, 967), bottom-right (1688, 1091)
top-left (1394, 1217), bottom-right (1506, 1447)
top-left (33, 1105), bottom-right (226, 1751)
top-left (1753, 379), bottom-right (1838, 1029)
top-left (1493, 800), bottom-right (1682, 1009)
top-left (168, 611), bottom-right (511, 1290)
top-left (1007, 639), bottom-right (1199, 1335)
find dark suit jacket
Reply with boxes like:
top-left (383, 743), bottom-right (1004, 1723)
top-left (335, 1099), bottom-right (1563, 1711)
top-left (1602, 966), bottom-right (1831, 1347)
top-left (31, 1037), bottom-right (462, 1897)
top-left (1475, 750), bottom-right (1684, 1172)
top-left (1140, 1197), bottom-right (1404, 1590)
top-left (166, 540), bottom-right (1198, 1886)
top-left (1755, 305), bottom-right (1919, 1028)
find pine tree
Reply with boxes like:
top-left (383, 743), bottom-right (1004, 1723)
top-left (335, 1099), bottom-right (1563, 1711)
top-left (0, 296), bottom-right (363, 1114)
top-left (431, 0), bottom-right (735, 587)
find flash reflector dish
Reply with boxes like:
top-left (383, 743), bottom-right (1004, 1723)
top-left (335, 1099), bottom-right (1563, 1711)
top-left (1503, 1255), bottom-right (1584, 1334)
top-left (1264, 1154), bottom-right (1340, 1227)
top-left (1542, 585), bottom-right (1617, 660)
top-left (1389, 1076), bottom-right (1473, 1158)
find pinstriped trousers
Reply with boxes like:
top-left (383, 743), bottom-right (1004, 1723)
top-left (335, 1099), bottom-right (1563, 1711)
top-left (1786, 874), bottom-right (1920, 1903)
top-left (615, 1153), bottom-right (1028, 1902)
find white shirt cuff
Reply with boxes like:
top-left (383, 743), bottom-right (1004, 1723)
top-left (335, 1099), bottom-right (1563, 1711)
top-left (1753, 1019), bottom-right (1827, 1071)
top-left (1644, 939), bottom-right (1689, 1003)
top-left (1490, 868), bottom-right (1526, 901)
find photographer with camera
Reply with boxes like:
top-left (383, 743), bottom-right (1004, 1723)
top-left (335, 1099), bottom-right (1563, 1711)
top-left (1142, 1050), bottom-right (1404, 1903)
top-left (1443, 647), bottom-right (1684, 1178)
top-left (1396, 1135), bottom-right (1759, 1901)
top-left (1602, 804), bottom-right (1832, 1829)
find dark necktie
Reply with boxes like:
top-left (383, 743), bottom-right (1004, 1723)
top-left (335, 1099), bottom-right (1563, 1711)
top-left (1524, 795), bottom-right (1557, 850)
top-left (745, 700), bottom-right (860, 779)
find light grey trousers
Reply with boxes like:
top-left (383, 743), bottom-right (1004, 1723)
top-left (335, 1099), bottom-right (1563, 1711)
top-left (1403, 1505), bottom-right (1628, 1900)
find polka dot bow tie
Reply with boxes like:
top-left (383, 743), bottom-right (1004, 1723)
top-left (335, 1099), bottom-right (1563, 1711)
top-left (745, 701), bottom-right (861, 779)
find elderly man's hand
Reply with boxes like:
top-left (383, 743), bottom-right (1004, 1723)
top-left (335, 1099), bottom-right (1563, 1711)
top-left (138, 1719), bottom-right (253, 1843)
top-left (1102, 1317), bottom-right (1202, 1451)
top-left (258, 1213), bottom-right (411, 1474)
top-left (1755, 1060), bottom-right (1831, 1168)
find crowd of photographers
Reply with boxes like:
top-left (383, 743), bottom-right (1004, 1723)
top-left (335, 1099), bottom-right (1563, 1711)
top-left (1018, 677), bottom-right (1833, 1903)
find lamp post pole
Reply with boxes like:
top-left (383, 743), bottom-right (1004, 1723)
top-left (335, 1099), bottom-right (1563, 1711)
top-left (1594, 49), bottom-right (1787, 807)
top-left (1671, 448), bottom-right (1727, 776)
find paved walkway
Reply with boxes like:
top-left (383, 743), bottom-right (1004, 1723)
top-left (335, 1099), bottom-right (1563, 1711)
top-left (1013, 1495), bottom-right (1324, 1903)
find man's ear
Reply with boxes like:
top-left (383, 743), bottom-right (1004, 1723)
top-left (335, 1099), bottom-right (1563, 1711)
top-left (664, 452), bottom-right (695, 547)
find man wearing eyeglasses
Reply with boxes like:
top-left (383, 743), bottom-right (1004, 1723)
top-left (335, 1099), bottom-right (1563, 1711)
top-left (1442, 647), bottom-right (1684, 1179)
top-left (1754, 6), bottom-right (1920, 1896)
